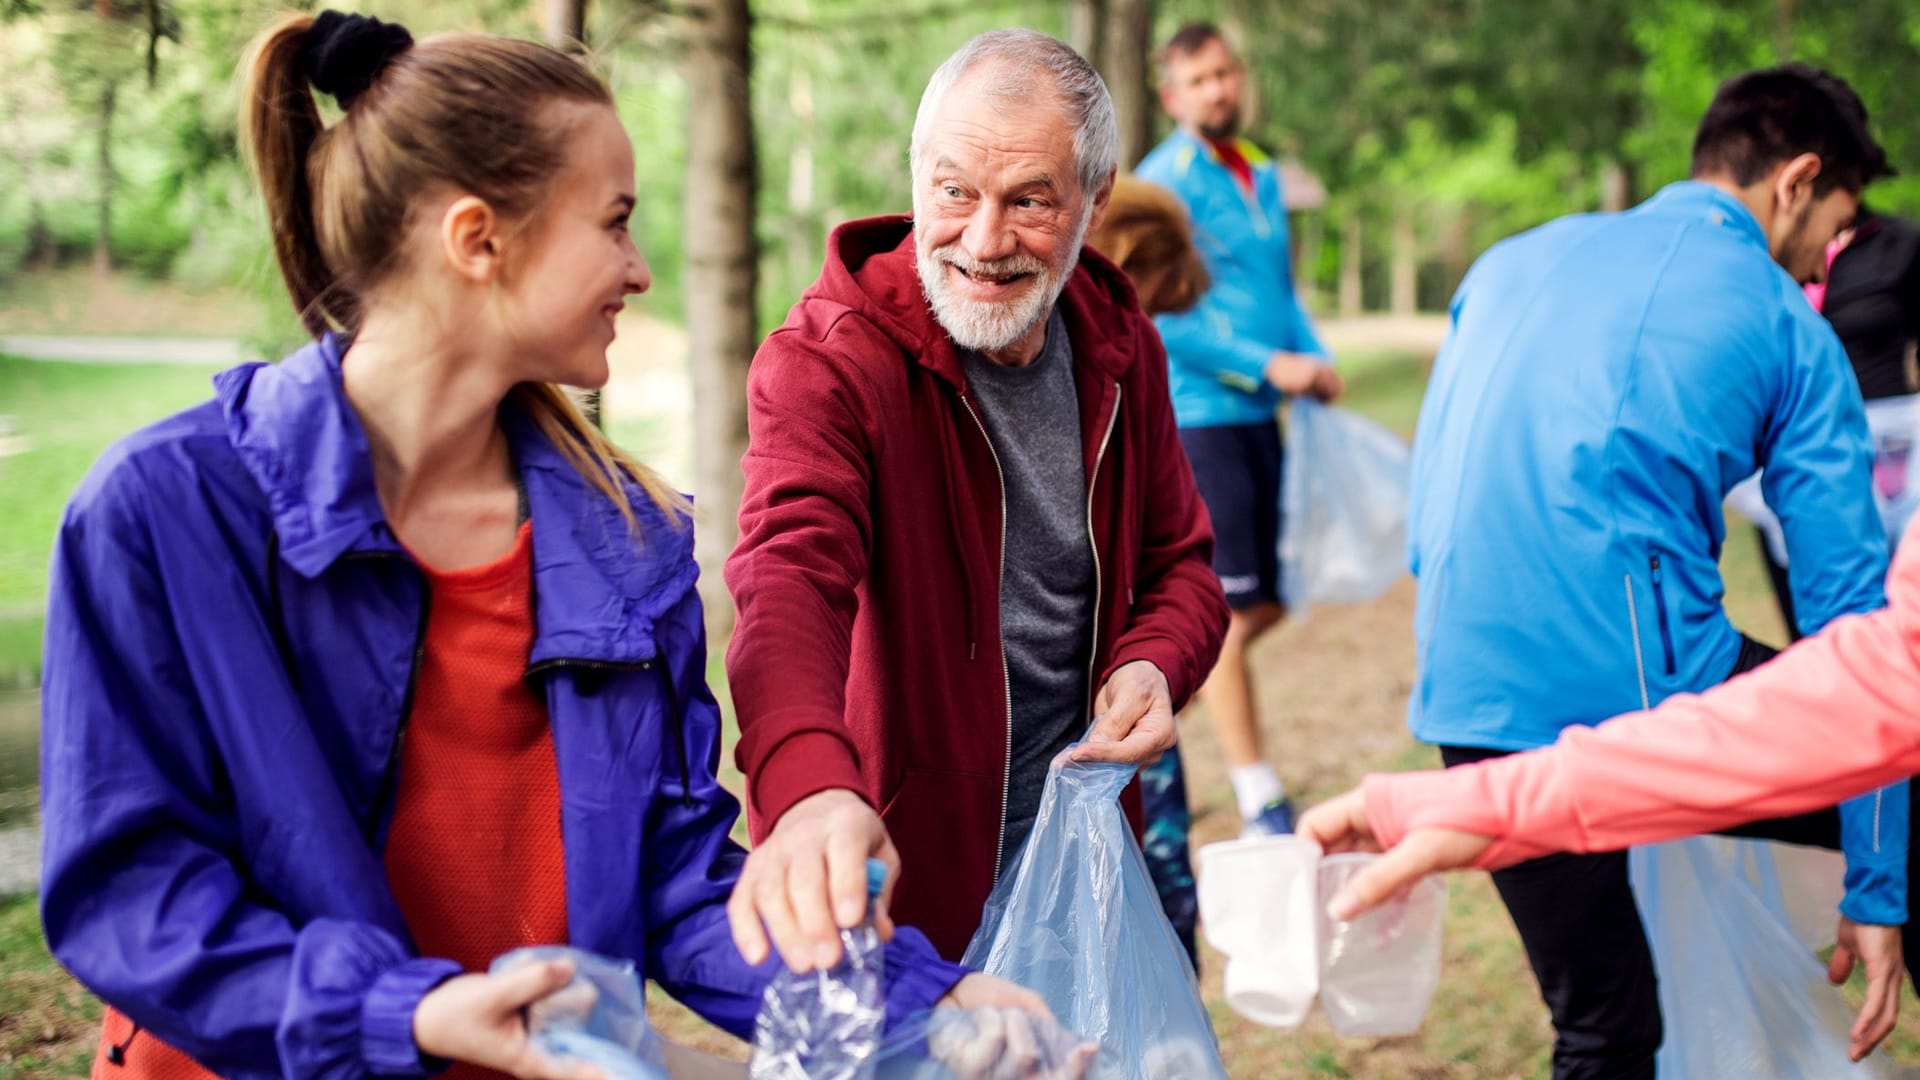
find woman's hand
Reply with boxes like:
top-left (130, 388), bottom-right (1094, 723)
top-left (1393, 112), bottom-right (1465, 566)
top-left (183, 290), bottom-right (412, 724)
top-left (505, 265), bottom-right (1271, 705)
top-left (1297, 788), bottom-right (1492, 919)
top-left (412, 957), bottom-right (606, 1080)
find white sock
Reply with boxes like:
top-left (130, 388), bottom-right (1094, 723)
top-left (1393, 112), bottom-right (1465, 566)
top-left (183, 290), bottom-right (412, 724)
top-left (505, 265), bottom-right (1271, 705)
top-left (1230, 763), bottom-right (1286, 820)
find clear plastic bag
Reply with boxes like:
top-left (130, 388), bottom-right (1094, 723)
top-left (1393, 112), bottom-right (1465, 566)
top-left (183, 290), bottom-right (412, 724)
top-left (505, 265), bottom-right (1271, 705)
top-left (1629, 837), bottom-right (1895, 1079)
top-left (1279, 398), bottom-right (1411, 611)
top-left (1314, 854), bottom-right (1445, 1038)
top-left (961, 756), bottom-right (1229, 1080)
top-left (750, 860), bottom-right (889, 1080)
top-left (490, 946), bottom-right (670, 1080)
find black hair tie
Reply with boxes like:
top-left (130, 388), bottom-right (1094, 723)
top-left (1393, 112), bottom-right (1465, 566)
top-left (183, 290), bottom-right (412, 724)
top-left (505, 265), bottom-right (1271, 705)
top-left (300, 10), bottom-right (413, 111)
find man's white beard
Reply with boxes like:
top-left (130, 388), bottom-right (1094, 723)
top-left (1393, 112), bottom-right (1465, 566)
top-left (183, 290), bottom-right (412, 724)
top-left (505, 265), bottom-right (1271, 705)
top-left (916, 216), bottom-right (1088, 353)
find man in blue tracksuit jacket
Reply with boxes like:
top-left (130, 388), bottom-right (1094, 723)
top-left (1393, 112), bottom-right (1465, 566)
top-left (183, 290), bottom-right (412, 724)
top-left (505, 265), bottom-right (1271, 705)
top-left (1413, 65), bottom-right (1911, 1078)
top-left (1136, 23), bottom-right (1342, 848)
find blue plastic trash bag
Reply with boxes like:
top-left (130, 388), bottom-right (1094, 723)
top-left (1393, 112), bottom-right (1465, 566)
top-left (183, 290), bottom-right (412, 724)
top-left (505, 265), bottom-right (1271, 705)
top-left (962, 756), bottom-right (1229, 1080)
top-left (490, 946), bottom-right (670, 1080)
top-left (1279, 397), bottom-right (1411, 612)
top-left (751, 860), bottom-right (890, 1080)
top-left (1629, 837), bottom-right (1894, 1079)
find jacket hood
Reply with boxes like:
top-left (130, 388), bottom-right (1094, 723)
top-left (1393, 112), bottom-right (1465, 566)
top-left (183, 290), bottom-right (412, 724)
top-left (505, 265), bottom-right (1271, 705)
top-left (215, 333), bottom-right (695, 665)
top-left (804, 214), bottom-right (1145, 386)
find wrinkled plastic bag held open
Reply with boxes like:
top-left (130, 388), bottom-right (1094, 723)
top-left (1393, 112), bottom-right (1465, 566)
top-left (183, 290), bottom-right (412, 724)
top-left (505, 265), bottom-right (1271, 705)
top-left (961, 755), bottom-right (1229, 1080)
top-left (1630, 837), bottom-right (1896, 1079)
top-left (1279, 397), bottom-right (1411, 612)
top-left (491, 947), bottom-right (671, 1080)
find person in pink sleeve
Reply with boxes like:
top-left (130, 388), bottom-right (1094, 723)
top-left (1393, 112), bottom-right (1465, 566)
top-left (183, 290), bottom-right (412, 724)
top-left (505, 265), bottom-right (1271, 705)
top-left (1300, 504), bottom-right (1920, 1062)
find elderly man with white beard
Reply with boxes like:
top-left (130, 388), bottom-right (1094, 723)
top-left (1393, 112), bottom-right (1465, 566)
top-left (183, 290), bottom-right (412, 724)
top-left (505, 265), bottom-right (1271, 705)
top-left (722, 28), bottom-right (1230, 973)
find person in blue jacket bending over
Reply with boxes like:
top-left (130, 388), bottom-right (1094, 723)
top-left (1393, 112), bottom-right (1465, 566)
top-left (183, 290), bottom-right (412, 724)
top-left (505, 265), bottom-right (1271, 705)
top-left (1410, 64), bottom-right (1912, 1079)
top-left (1135, 23), bottom-right (1342, 847)
top-left (35, 12), bottom-right (1049, 1080)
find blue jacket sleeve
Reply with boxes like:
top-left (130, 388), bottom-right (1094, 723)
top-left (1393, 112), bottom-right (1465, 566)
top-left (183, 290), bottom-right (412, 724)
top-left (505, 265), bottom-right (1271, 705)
top-left (1151, 299), bottom-right (1278, 394)
top-left (641, 594), bottom-right (968, 1039)
top-left (37, 470), bottom-right (460, 1080)
top-left (1761, 306), bottom-right (1907, 926)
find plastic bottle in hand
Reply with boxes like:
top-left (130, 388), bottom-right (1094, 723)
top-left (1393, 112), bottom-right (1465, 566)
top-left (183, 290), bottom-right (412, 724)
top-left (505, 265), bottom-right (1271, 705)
top-left (749, 859), bottom-right (888, 1080)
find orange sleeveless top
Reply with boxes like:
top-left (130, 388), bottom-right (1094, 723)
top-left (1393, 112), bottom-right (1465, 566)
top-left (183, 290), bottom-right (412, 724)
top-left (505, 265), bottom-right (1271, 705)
top-left (94, 521), bottom-right (567, 1080)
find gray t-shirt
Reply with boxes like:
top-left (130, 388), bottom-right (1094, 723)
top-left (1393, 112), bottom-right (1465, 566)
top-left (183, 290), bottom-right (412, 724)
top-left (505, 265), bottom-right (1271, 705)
top-left (959, 308), bottom-right (1098, 862)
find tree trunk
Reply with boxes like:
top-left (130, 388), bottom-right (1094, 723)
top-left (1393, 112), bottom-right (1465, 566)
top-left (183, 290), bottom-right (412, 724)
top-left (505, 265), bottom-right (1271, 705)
top-left (94, 81), bottom-right (116, 280)
top-left (1437, 205), bottom-right (1471, 299)
top-left (1599, 158), bottom-right (1633, 213)
top-left (1067, 0), bottom-right (1105, 67)
top-left (683, 0), bottom-right (757, 638)
top-left (544, 0), bottom-right (587, 53)
top-left (1389, 204), bottom-right (1416, 316)
top-left (787, 64), bottom-right (819, 291)
top-left (1338, 213), bottom-right (1362, 319)
top-left (541, 0), bottom-right (597, 422)
top-left (1296, 210), bottom-right (1323, 306)
top-left (1774, 0), bottom-right (1794, 61)
top-left (1099, 0), bottom-right (1153, 170)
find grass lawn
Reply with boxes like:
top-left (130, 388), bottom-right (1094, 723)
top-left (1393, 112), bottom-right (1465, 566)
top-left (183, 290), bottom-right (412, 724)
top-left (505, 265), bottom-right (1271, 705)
top-left (0, 355), bottom-right (227, 687)
top-left (0, 893), bottom-right (97, 1079)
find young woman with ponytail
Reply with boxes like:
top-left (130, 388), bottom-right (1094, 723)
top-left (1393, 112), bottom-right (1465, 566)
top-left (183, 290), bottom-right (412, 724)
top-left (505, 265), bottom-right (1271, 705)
top-left (36, 12), bottom-right (1040, 1079)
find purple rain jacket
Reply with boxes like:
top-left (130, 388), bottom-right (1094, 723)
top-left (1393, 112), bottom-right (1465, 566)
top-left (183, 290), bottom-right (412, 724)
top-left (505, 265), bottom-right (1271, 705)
top-left (38, 334), bottom-right (966, 1079)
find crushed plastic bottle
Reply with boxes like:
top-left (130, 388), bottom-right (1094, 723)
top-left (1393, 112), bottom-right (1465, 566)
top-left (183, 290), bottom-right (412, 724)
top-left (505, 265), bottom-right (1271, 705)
top-left (750, 858), bottom-right (889, 1080)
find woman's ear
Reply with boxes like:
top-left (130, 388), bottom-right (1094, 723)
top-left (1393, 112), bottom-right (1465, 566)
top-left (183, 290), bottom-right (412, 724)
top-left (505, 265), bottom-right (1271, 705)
top-left (440, 195), bottom-right (500, 284)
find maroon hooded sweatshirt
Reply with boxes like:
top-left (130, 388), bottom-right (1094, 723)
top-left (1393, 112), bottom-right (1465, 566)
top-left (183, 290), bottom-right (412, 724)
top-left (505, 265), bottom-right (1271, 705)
top-left (725, 215), bottom-right (1230, 959)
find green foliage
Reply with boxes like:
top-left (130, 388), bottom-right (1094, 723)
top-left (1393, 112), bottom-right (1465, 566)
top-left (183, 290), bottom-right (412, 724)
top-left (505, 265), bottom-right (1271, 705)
top-left (3, 0), bottom-right (1919, 321)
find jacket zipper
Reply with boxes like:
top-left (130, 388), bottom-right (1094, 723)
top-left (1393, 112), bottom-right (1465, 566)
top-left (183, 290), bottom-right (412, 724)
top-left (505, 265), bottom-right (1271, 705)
top-left (1649, 554), bottom-right (1677, 676)
top-left (346, 552), bottom-right (431, 843)
top-left (1624, 575), bottom-right (1650, 711)
top-left (1082, 384), bottom-right (1122, 736)
top-left (1217, 142), bottom-right (1272, 241)
top-left (958, 391), bottom-right (1015, 884)
top-left (522, 656), bottom-right (656, 681)
top-left (523, 656), bottom-right (681, 806)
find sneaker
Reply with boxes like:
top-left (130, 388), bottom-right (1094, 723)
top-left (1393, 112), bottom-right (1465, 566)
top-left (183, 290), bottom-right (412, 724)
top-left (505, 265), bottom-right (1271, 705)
top-left (1242, 797), bottom-right (1297, 837)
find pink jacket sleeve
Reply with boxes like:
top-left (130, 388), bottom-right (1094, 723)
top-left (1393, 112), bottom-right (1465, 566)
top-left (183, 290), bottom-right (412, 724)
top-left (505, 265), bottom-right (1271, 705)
top-left (1365, 517), bottom-right (1920, 871)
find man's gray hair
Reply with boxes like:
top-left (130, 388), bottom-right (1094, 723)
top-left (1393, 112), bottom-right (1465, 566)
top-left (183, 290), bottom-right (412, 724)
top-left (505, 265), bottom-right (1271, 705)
top-left (910, 29), bottom-right (1119, 200)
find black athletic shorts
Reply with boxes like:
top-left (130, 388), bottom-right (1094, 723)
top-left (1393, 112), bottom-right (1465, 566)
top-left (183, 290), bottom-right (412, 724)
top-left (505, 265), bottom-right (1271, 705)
top-left (1178, 421), bottom-right (1283, 609)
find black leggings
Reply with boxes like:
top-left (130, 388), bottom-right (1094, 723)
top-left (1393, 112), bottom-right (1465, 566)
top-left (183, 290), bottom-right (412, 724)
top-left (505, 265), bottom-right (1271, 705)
top-left (1441, 636), bottom-right (1916, 1080)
